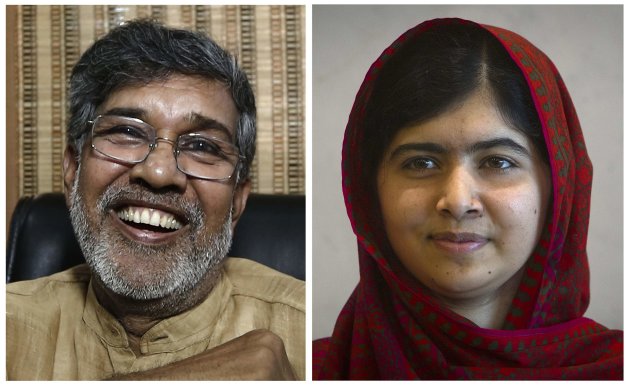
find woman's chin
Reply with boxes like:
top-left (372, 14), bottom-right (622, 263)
top-left (422, 272), bottom-right (502, 301)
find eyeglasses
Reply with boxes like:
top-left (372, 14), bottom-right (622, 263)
top-left (89, 115), bottom-right (243, 181)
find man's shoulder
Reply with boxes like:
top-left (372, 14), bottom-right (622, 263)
top-left (223, 257), bottom-right (305, 313)
top-left (7, 264), bottom-right (91, 298)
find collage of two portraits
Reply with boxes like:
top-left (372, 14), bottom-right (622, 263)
top-left (5, 4), bottom-right (623, 380)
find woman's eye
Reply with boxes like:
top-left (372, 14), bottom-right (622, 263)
top-left (483, 156), bottom-right (514, 170)
top-left (403, 157), bottom-right (438, 170)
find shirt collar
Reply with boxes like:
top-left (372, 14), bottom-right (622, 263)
top-left (82, 267), bottom-right (233, 354)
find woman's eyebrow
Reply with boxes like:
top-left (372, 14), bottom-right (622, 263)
top-left (468, 137), bottom-right (531, 157)
top-left (389, 142), bottom-right (447, 159)
top-left (388, 137), bottom-right (531, 159)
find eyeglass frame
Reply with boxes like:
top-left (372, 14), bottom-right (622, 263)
top-left (88, 114), bottom-right (245, 181)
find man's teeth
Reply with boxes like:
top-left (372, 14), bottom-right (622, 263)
top-left (117, 207), bottom-right (183, 230)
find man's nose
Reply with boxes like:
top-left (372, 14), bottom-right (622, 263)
top-left (435, 166), bottom-right (483, 221)
top-left (128, 137), bottom-right (188, 191)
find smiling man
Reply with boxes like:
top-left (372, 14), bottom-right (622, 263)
top-left (6, 20), bottom-right (304, 380)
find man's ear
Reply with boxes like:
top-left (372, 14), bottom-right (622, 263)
top-left (63, 145), bottom-right (79, 207)
top-left (230, 179), bottom-right (251, 232)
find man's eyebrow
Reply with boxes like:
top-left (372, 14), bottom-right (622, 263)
top-left (186, 112), bottom-right (234, 140)
top-left (100, 107), bottom-right (146, 120)
top-left (97, 109), bottom-right (234, 140)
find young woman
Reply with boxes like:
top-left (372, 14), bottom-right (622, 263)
top-left (313, 18), bottom-right (622, 380)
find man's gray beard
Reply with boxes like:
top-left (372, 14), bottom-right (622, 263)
top-left (68, 165), bottom-right (233, 301)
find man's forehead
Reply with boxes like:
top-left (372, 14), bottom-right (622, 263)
top-left (97, 76), bottom-right (239, 136)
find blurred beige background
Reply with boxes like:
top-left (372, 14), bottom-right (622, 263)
top-left (313, 5), bottom-right (623, 339)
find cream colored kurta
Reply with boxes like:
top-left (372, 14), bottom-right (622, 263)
top-left (6, 258), bottom-right (305, 380)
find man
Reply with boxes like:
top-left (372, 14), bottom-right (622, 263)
top-left (6, 20), bottom-right (304, 380)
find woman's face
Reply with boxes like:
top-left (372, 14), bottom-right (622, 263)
top-left (377, 90), bottom-right (551, 302)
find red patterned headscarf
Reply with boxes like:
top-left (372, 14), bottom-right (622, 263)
top-left (313, 18), bottom-right (622, 380)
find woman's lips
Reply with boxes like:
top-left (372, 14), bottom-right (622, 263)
top-left (429, 232), bottom-right (489, 254)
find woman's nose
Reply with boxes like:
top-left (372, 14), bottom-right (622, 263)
top-left (435, 167), bottom-right (483, 220)
top-left (128, 138), bottom-right (188, 191)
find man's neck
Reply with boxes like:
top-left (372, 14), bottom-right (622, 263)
top-left (92, 267), bottom-right (221, 339)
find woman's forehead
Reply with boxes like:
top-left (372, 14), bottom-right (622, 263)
top-left (386, 91), bottom-right (533, 153)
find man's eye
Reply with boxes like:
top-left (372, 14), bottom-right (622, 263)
top-left (180, 137), bottom-right (228, 159)
top-left (110, 125), bottom-right (145, 136)
top-left (98, 125), bottom-right (148, 143)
